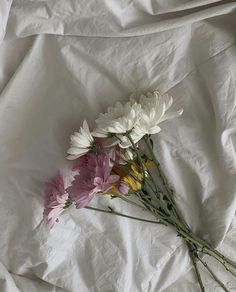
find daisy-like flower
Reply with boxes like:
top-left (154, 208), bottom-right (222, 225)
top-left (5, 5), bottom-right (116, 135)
top-left (120, 91), bottom-right (183, 147)
top-left (67, 120), bottom-right (95, 160)
top-left (93, 101), bottom-right (142, 138)
top-left (67, 153), bottom-right (120, 207)
top-left (137, 91), bottom-right (183, 135)
top-left (93, 91), bottom-right (183, 148)
top-left (43, 172), bottom-right (71, 228)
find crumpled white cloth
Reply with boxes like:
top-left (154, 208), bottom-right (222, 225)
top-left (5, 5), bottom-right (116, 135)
top-left (0, 0), bottom-right (12, 41)
top-left (0, 1), bottom-right (236, 291)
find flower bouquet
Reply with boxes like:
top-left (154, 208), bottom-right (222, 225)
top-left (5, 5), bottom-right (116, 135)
top-left (43, 91), bottom-right (236, 291)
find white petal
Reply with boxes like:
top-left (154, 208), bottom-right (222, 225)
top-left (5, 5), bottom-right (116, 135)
top-left (92, 129), bottom-right (108, 137)
top-left (148, 125), bottom-right (161, 134)
top-left (153, 102), bottom-right (166, 124)
top-left (71, 135), bottom-right (89, 148)
top-left (119, 140), bottom-right (132, 148)
top-left (67, 147), bottom-right (88, 155)
top-left (163, 94), bottom-right (173, 110)
top-left (82, 120), bottom-right (90, 133)
top-left (80, 121), bottom-right (94, 143)
top-left (159, 108), bottom-right (183, 123)
top-left (67, 120), bottom-right (94, 160)
top-left (67, 154), bottom-right (81, 160)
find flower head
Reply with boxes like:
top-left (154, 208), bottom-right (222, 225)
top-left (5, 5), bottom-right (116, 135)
top-left (117, 91), bottom-right (183, 147)
top-left (137, 91), bottom-right (183, 136)
top-left (67, 153), bottom-right (120, 207)
top-left (93, 101), bottom-right (141, 138)
top-left (93, 91), bottom-right (183, 148)
top-left (43, 172), bottom-right (71, 227)
top-left (67, 120), bottom-right (95, 160)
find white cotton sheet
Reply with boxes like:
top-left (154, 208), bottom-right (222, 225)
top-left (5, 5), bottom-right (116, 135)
top-left (0, 0), bottom-right (12, 41)
top-left (0, 1), bottom-right (236, 291)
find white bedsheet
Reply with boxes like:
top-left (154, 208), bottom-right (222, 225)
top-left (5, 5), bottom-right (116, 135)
top-left (0, 1), bottom-right (236, 291)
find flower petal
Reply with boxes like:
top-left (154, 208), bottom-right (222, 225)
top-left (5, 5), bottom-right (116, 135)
top-left (107, 175), bottom-right (120, 184)
top-left (159, 108), bottom-right (183, 123)
top-left (148, 125), bottom-right (161, 134)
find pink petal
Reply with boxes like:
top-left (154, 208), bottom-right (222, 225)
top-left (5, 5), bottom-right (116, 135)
top-left (119, 182), bottom-right (129, 194)
top-left (107, 175), bottom-right (120, 184)
top-left (94, 177), bottom-right (103, 186)
top-left (47, 207), bottom-right (64, 221)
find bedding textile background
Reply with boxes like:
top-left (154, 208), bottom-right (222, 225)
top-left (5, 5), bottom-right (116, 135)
top-left (0, 1), bottom-right (236, 291)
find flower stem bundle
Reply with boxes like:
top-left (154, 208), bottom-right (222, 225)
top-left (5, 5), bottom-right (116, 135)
top-left (43, 91), bottom-right (236, 291)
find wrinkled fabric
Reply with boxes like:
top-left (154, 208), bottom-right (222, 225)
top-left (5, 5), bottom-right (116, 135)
top-left (0, 0), bottom-right (12, 41)
top-left (0, 1), bottom-right (236, 291)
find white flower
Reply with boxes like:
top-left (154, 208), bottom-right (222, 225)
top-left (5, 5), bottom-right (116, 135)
top-left (93, 91), bottom-right (183, 148)
top-left (93, 101), bottom-right (141, 137)
top-left (120, 148), bottom-right (134, 161)
top-left (137, 91), bottom-right (183, 135)
top-left (116, 128), bottom-right (142, 148)
top-left (117, 91), bottom-right (183, 147)
top-left (67, 120), bottom-right (94, 160)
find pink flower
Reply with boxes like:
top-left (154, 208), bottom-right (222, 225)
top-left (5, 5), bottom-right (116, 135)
top-left (95, 137), bottom-right (128, 165)
top-left (43, 172), bottom-right (71, 227)
top-left (68, 153), bottom-right (120, 207)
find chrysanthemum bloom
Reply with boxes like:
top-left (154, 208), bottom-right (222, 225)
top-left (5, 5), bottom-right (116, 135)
top-left (67, 120), bottom-right (95, 160)
top-left (135, 91), bottom-right (183, 137)
top-left (93, 91), bottom-right (183, 148)
top-left (118, 91), bottom-right (183, 147)
top-left (68, 153), bottom-right (120, 207)
top-left (92, 101), bottom-right (142, 140)
top-left (43, 172), bottom-right (71, 227)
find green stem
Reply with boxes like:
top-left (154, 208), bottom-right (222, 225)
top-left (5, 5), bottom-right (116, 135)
top-left (144, 176), bottom-right (160, 197)
top-left (85, 206), bottom-right (163, 225)
top-left (203, 248), bottom-right (236, 279)
top-left (138, 190), bottom-right (171, 221)
top-left (144, 136), bottom-right (187, 226)
top-left (198, 256), bottom-right (230, 292)
top-left (144, 136), bottom-right (169, 188)
top-left (112, 192), bottom-right (145, 209)
top-left (127, 133), bottom-right (146, 181)
top-left (122, 138), bottom-right (179, 224)
top-left (188, 244), bottom-right (206, 292)
top-left (171, 224), bottom-right (236, 279)
top-left (138, 196), bottom-right (236, 281)
top-left (144, 136), bottom-right (236, 277)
